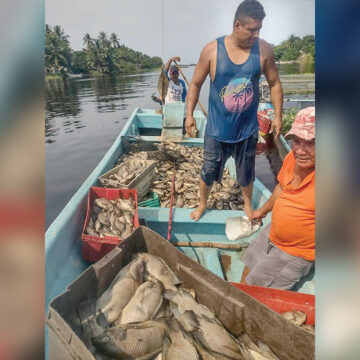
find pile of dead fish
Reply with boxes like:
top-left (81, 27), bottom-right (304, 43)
top-left (77, 253), bottom-right (281, 360)
top-left (85, 197), bottom-right (136, 239)
top-left (100, 160), bottom-right (153, 188)
top-left (116, 142), bottom-right (245, 210)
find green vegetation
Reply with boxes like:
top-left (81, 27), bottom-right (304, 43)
top-left (273, 35), bottom-right (315, 62)
top-left (45, 25), bottom-right (162, 77)
top-left (282, 108), bottom-right (298, 134)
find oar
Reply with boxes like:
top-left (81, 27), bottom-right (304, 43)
top-left (167, 164), bottom-right (176, 241)
top-left (170, 241), bottom-right (249, 250)
top-left (174, 60), bottom-right (208, 118)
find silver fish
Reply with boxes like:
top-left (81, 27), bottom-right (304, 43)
top-left (163, 318), bottom-right (199, 360)
top-left (192, 315), bottom-right (242, 360)
top-left (281, 310), bottom-right (307, 326)
top-left (120, 280), bottom-right (164, 324)
top-left (96, 258), bottom-right (144, 324)
top-left (92, 319), bottom-right (167, 360)
top-left (137, 253), bottom-right (181, 290)
top-left (164, 289), bottom-right (216, 321)
top-left (238, 333), bottom-right (280, 360)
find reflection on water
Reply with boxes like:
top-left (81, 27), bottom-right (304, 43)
top-left (277, 61), bottom-right (315, 75)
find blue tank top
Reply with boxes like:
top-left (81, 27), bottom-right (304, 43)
top-left (206, 36), bottom-right (261, 143)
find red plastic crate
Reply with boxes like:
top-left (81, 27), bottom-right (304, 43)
top-left (257, 110), bottom-right (272, 135)
top-left (230, 282), bottom-right (315, 325)
top-left (81, 187), bottom-right (140, 262)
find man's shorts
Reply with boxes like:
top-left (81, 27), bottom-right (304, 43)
top-left (242, 223), bottom-right (314, 290)
top-left (200, 131), bottom-right (258, 187)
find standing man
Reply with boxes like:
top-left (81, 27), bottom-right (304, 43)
top-left (186, 0), bottom-right (283, 221)
top-left (152, 56), bottom-right (187, 104)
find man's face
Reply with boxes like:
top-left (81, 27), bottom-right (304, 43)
top-left (291, 136), bottom-right (315, 170)
top-left (170, 70), bottom-right (179, 82)
top-left (234, 16), bottom-right (262, 48)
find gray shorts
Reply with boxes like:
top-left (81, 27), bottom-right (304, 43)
top-left (242, 223), bottom-right (314, 290)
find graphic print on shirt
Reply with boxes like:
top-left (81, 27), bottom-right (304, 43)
top-left (166, 81), bottom-right (182, 102)
top-left (219, 78), bottom-right (254, 113)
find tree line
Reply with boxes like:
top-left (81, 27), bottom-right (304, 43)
top-left (45, 25), bottom-right (162, 76)
top-left (272, 34), bottom-right (315, 62)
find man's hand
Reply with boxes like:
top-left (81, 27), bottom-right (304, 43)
top-left (270, 115), bottom-right (282, 139)
top-left (185, 114), bottom-right (197, 137)
top-left (248, 208), bottom-right (267, 224)
top-left (172, 56), bottom-right (181, 62)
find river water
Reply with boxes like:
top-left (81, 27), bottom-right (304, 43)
top-left (45, 65), bottom-right (314, 229)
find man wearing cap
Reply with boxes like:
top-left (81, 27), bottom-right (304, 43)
top-left (152, 56), bottom-right (187, 104)
top-left (240, 107), bottom-right (315, 290)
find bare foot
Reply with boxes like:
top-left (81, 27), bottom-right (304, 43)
top-left (190, 205), bottom-right (206, 221)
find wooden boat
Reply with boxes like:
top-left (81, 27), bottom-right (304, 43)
top-left (45, 107), bottom-right (314, 314)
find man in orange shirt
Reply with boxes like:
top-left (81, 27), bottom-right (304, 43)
top-left (241, 107), bottom-right (315, 290)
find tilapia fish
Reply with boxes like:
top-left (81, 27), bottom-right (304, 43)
top-left (86, 196), bottom-right (136, 239)
top-left (92, 320), bottom-right (167, 360)
top-left (192, 315), bottom-right (242, 360)
top-left (116, 142), bottom-right (244, 209)
top-left (238, 333), bottom-right (280, 360)
top-left (281, 310), bottom-right (307, 326)
top-left (158, 69), bottom-right (169, 100)
top-left (96, 258), bottom-right (144, 324)
top-left (163, 318), bottom-right (199, 360)
top-left (119, 280), bottom-right (164, 324)
top-left (164, 289), bottom-right (216, 321)
top-left (136, 253), bottom-right (181, 290)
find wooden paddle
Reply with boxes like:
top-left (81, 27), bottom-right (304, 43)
top-left (174, 60), bottom-right (208, 118)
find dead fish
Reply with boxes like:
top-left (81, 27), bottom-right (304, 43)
top-left (193, 340), bottom-right (229, 360)
top-left (121, 223), bottom-right (133, 239)
top-left (86, 226), bottom-right (98, 236)
top-left (169, 307), bottom-right (199, 333)
top-left (124, 212), bottom-right (133, 226)
top-left (192, 315), bottom-right (242, 360)
top-left (163, 318), bottom-right (199, 360)
top-left (120, 280), bottom-right (164, 324)
top-left (98, 213), bottom-right (111, 227)
top-left (281, 310), bottom-right (307, 326)
top-left (92, 319), bottom-right (167, 360)
top-left (116, 199), bottom-right (135, 213)
top-left (95, 198), bottom-right (114, 211)
top-left (238, 333), bottom-right (280, 360)
top-left (158, 69), bottom-right (169, 100)
top-left (137, 253), bottom-right (181, 290)
top-left (96, 258), bottom-right (144, 324)
top-left (164, 289), bottom-right (216, 321)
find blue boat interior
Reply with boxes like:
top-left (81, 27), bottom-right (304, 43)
top-left (45, 107), bottom-right (314, 316)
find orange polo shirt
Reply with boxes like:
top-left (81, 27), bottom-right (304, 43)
top-left (270, 151), bottom-right (315, 261)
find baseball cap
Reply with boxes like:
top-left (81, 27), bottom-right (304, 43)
top-left (285, 106), bottom-right (315, 141)
top-left (170, 65), bottom-right (178, 73)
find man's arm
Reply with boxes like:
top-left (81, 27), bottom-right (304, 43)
top-left (248, 183), bottom-right (282, 221)
top-left (261, 41), bottom-right (283, 138)
top-left (164, 56), bottom-right (181, 72)
top-left (185, 41), bottom-right (215, 136)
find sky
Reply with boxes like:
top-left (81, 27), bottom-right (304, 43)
top-left (46, 0), bottom-right (315, 64)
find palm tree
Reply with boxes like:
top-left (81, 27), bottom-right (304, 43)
top-left (83, 33), bottom-right (94, 49)
top-left (110, 33), bottom-right (120, 48)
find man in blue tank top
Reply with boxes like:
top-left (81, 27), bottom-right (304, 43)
top-left (185, 0), bottom-right (283, 221)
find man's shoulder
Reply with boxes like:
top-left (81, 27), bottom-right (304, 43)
top-left (259, 39), bottom-right (274, 58)
top-left (202, 39), bottom-right (217, 55)
top-left (179, 79), bottom-right (186, 87)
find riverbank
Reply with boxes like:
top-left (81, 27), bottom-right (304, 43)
top-left (45, 67), bottom-right (162, 81)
